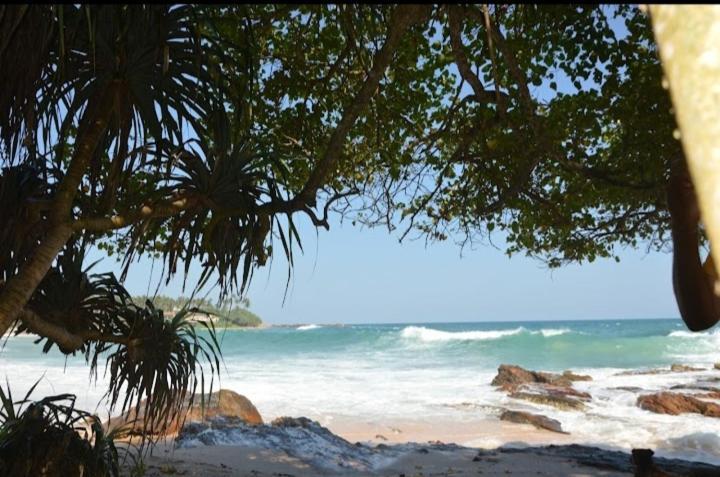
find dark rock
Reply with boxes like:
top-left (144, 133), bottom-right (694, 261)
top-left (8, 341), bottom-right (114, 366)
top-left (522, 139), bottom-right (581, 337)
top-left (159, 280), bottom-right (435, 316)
top-left (631, 449), bottom-right (672, 477)
top-left (637, 392), bottom-right (720, 417)
top-left (499, 410), bottom-right (567, 434)
top-left (615, 368), bottom-right (669, 376)
top-left (670, 383), bottom-right (720, 392)
top-left (177, 416), bottom-right (391, 473)
top-left (499, 444), bottom-right (720, 476)
top-left (715, 363), bottom-right (720, 371)
top-left (612, 386), bottom-right (643, 392)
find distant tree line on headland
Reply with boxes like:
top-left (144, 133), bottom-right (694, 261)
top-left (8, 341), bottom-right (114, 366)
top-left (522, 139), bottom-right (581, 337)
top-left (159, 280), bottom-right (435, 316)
top-left (132, 294), bottom-right (262, 327)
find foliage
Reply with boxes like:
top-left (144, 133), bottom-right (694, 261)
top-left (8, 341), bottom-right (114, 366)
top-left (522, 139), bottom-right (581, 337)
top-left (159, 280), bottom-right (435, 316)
top-left (133, 294), bottom-right (262, 327)
top-left (0, 381), bottom-right (127, 477)
top-left (0, 3), bottom-right (682, 467)
top-left (238, 5), bottom-right (677, 265)
top-left (103, 306), bottom-right (222, 436)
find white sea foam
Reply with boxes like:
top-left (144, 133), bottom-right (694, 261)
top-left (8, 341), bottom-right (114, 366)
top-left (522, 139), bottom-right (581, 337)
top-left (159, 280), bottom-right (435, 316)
top-left (533, 328), bottom-right (571, 337)
top-left (400, 326), bottom-right (570, 342)
top-left (297, 324), bottom-right (321, 331)
top-left (666, 329), bottom-right (720, 364)
top-left (669, 329), bottom-right (720, 339)
top-left (400, 326), bottom-right (525, 342)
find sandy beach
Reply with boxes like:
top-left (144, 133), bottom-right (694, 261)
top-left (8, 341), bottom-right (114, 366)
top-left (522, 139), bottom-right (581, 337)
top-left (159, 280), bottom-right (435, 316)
top-left (119, 415), bottom-right (720, 476)
top-left (135, 444), bottom-right (633, 477)
top-left (129, 424), bottom-right (621, 477)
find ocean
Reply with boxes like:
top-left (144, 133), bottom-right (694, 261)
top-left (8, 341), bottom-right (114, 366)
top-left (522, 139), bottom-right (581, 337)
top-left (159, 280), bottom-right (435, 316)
top-left (3, 318), bottom-right (720, 464)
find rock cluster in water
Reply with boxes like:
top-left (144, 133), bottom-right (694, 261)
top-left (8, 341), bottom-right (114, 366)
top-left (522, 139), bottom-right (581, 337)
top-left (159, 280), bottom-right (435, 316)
top-left (492, 364), bottom-right (592, 414)
top-left (637, 392), bottom-right (720, 417)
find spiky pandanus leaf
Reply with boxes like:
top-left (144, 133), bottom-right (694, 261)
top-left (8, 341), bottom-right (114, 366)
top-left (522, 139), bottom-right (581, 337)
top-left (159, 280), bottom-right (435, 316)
top-left (16, 247), bottom-right (221, 438)
top-left (0, 165), bottom-right (51, 284)
top-left (102, 304), bottom-right (222, 438)
top-left (0, 381), bottom-right (125, 477)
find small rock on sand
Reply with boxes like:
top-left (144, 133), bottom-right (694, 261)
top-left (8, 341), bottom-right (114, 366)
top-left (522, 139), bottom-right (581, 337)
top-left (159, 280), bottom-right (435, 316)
top-left (499, 410), bottom-right (568, 434)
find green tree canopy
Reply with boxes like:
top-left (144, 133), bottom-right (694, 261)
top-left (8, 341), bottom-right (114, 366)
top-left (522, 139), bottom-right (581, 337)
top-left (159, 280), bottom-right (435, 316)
top-left (0, 3), bottom-right (679, 459)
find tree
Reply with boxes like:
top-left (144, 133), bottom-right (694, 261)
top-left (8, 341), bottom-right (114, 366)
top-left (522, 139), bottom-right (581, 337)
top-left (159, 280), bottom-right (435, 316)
top-left (347, 5), bottom-right (677, 267)
top-left (0, 3), bottom-right (689, 467)
top-left (228, 5), bottom-right (679, 267)
top-left (0, 3), bottom-right (429, 443)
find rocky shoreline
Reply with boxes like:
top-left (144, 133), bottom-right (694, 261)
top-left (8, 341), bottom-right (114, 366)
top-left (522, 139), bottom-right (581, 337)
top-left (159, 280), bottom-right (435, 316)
top-left (109, 362), bottom-right (720, 475)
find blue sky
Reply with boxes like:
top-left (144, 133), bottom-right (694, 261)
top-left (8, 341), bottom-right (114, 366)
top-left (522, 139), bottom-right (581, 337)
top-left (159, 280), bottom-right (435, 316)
top-left (93, 211), bottom-right (679, 324)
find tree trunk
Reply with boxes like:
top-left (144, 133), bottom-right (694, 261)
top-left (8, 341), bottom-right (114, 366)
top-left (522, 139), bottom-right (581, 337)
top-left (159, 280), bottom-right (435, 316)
top-left (0, 89), bottom-right (113, 337)
top-left (650, 5), bottom-right (720, 282)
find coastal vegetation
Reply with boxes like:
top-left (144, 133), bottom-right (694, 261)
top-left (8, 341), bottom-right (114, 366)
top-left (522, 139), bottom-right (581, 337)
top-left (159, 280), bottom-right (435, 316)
top-left (0, 4), bottom-right (712, 475)
top-left (132, 295), bottom-right (262, 327)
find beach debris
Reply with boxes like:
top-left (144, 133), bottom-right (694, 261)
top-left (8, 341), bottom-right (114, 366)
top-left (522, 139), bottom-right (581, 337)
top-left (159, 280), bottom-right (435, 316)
top-left (631, 449), bottom-right (672, 477)
top-left (637, 392), bottom-right (720, 417)
top-left (499, 410), bottom-right (568, 434)
top-left (106, 389), bottom-right (263, 435)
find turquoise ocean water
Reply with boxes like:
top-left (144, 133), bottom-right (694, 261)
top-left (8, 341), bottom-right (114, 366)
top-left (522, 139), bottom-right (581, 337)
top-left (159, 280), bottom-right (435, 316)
top-left (3, 318), bottom-right (720, 463)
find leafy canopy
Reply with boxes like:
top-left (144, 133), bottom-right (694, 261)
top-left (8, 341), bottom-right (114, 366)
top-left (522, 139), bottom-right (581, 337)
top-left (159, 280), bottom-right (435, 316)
top-left (0, 3), bottom-right (678, 460)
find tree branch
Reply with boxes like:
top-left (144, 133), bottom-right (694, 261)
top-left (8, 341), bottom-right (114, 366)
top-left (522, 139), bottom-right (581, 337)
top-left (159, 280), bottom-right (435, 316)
top-left (258, 4), bottom-right (430, 216)
top-left (448, 6), bottom-right (505, 108)
top-left (74, 196), bottom-right (201, 233)
top-left (19, 308), bottom-right (131, 353)
top-left (0, 88), bottom-right (115, 337)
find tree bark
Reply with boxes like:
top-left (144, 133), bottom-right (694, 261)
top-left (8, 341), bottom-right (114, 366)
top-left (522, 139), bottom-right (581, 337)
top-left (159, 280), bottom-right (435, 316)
top-left (0, 89), bottom-right (113, 337)
top-left (650, 5), bottom-right (720, 282)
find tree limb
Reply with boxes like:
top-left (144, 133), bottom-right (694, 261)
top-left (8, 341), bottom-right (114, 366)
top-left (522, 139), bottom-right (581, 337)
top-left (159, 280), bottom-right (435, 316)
top-left (258, 4), bottom-right (430, 216)
top-left (19, 308), bottom-right (132, 353)
top-left (0, 88), bottom-right (114, 337)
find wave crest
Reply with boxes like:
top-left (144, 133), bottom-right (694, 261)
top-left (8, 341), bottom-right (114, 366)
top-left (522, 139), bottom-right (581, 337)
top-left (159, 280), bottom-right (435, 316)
top-left (297, 324), bottom-right (322, 331)
top-left (400, 326), bottom-right (572, 342)
top-left (400, 326), bottom-right (525, 342)
top-left (533, 328), bottom-right (570, 337)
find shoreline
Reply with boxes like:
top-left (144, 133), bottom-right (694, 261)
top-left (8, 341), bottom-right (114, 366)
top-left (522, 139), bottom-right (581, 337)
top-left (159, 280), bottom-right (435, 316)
top-left (128, 418), bottom-right (720, 477)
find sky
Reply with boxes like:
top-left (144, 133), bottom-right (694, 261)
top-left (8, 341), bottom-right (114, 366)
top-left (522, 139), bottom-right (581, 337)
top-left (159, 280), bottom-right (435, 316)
top-left (91, 211), bottom-right (679, 325)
